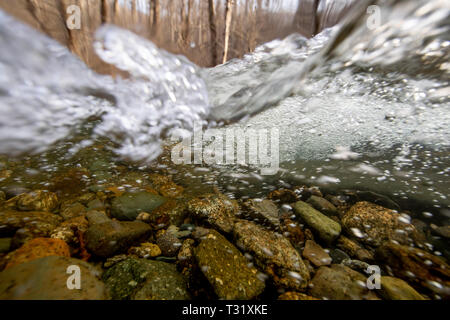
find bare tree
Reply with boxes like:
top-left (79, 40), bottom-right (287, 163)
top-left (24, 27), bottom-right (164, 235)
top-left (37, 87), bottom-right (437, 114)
top-left (208, 0), bottom-right (218, 66)
top-left (150, 0), bottom-right (159, 36)
top-left (223, 0), bottom-right (234, 64)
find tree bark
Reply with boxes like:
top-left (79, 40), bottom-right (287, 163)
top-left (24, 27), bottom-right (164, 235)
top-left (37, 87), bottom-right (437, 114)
top-left (223, 0), bottom-right (234, 64)
top-left (151, 0), bottom-right (159, 36)
top-left (207, 0), bottom-right (217, 66)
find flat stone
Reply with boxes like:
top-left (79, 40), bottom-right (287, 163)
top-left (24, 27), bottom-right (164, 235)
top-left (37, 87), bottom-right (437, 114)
top-left (380, 276), bottom-right (425, 300)
top-left (242, 199), bottom-right (280, 228)
top-left (103, 257), bottom-right (189, 300)
top-left (307, 195), bottom-right (337, 216)
top-left (195, 230), bottom-right (265, 300)
top-left (111, 191), bottom-right (166, 221)
top-left (86, 220), bottom-right (151, 257)
top-left (233, 220), bottom-right (309, 290)
top-left (309, 264), bottom-right (380, 300)
top-left (0, 256), bottom-right (105, 299)
top-left (302, 240), bottom-right (332, 267)
top-left (293, 201), bottom-right (341, 244)
top-left (375, 242), bottom-right (450, 296)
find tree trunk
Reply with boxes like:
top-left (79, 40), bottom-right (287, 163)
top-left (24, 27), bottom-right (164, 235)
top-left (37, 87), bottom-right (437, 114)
top-left (151, 0), bottom-right (159, 36)
top-left (207, 0), bottom-right (217, 66)
top-left (101, 0), bottom-right (108, 24)
top-left (223, 0), bottom-right (234, 64)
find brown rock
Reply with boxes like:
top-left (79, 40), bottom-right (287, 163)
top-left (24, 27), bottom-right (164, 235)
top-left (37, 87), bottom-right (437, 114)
top-left (128, 243), bottom-right (161, 258)
top-left (59, 202), bottom-right (86, 220)
top-left (342, 202), bottom-right (419, 247)
top-left (278, 292), bottom-right (319, 300)
top-left (50, 215), bottom-right (89, 245)
top-left (380, 276), bottom-right (426, 300)
top-left (309, 264), bottom-right (380, 300)
top-left (307, 195), bottom-right (337, 216)
top-left (9, 190), bottom-right (58, 212)
top-left (0, 210), bottom-right (63, 248)
top-left (267, 189), bottom-right (299, 203)
top-left (376, 242), bottom-right (450, 296)
top-left (233, 220), bottom-right (310, 290)
top-left (187, 193), bottom-right (238, 233)
top-left (302, 240), bottom-right (332, 267)
top-left (242, 199), bottom-right (280, 228)
top-left (5, 237), bottom-right (70, 269)
top-left (336, 236), bottom-right (374, 262)
top-left (0, 256), bottom-right (105, 299)
top-left (195, 230), bottom-right (265, 300)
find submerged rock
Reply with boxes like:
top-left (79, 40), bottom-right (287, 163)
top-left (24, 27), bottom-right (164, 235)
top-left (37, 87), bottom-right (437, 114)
top-left (103, 257), bottom-right (190, 300)
top-left (50, 215), bottom-right (89, 248)
top-left (376, 242), bottom-right (450, 296)
top-left (86, 220), bottom-right (151, 257)
top-left (309, 264), bottom-right (380, 300)
top-left (293, 201), bottom-right (341, 244)
top-left (111, 191), bottom-right (166, 221)
top-left (380, 276), bottom-right (425, 300)
top-left (195, 230), bottom-right (265, 300)
top-left (233, 220), bottom-right (309, 290)
top-left (187, 193), bottom-right (238, 233)
top-left (278, 292), bottom-right (319, 300)
top-left (302, 240), bottom-right (332, 267)
top-left (128, 242), bottom-right (161, 258)
top-left (242, 199), bottom-right (280, 228)
top-left (149, 199), bottom-right (188, 228)
top-left (342, 201), bottom-right (420, 247)
top-left (430, 224), bottom-right (450, 239)
top-left (5, 237), bottom-right (70, 269)
top-left (336, 235), bottom-right (374, 262)
top-left (6, 190), bottom-right (58, 212)
top-left (85, 210), bottom-right (110, 225)
top-left (148, 173), bottom-right (184, 198)
top-left (306, 195), bottom-right (337, 216)
top-left (0, 238), bottom-right (11, 253)
top-left (267, 189), bottom-right (300, 204)
top-left (0, 256), bottom-right (105, 299)
top-left (0, 210), bottom-right (63, 248)
top-left (59, 202), bottom-right (86, 220)
top-left (156, 230), bottom-right (183, 257)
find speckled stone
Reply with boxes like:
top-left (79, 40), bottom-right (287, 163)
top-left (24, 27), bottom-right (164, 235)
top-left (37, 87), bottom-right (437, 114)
top-left (233, 219), bottom-right (310, 290)
top-left (195, 230), bottom-right (265, 299)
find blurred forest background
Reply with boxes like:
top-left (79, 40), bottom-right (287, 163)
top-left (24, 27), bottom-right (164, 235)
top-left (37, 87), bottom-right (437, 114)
top-left (0, 0), bottom-right (354, 75)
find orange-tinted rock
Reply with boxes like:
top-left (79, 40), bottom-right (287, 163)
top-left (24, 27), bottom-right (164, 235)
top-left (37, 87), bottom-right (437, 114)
top-left (376, 242), bottom-right (450, 296)
top-left (267, 189), bottom-right (299, 203)
top-left (302, 240), bottom-right (332, 267)
top-left (278, 292), bottom-right (319, 300)
top-left (5, 237), bottom-right (70, 269)
top-left (342, 202), bottom-right (420, 247)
